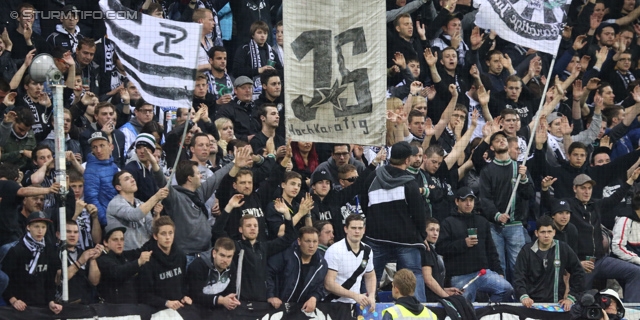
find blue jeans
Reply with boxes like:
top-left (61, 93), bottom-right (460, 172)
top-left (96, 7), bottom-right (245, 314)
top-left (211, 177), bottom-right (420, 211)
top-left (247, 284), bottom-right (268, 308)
top-left (450, 269), bottom-right (514, 303)
top-left (0, 241), bottom-right (18, 301)
top-left (490, 224), bottom-right (526, 281)
top-left (585, 256), bottom-right (640, 302)
top-left (365, 240), bottom-right (426, 302)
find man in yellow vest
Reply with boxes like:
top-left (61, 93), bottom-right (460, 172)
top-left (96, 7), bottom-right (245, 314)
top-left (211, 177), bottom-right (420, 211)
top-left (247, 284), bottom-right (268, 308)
top-left (382, 269), bottom-right (437, 319)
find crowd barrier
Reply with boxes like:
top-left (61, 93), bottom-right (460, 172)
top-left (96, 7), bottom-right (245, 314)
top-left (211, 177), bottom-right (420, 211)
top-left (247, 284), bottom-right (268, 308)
top-left (1, 302), bottom-right (639, 319)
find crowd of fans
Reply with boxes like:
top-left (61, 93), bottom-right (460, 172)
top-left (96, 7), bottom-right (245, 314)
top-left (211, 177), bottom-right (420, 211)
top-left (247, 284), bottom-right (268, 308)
top-left (0, 0), bottom-right (638, 319)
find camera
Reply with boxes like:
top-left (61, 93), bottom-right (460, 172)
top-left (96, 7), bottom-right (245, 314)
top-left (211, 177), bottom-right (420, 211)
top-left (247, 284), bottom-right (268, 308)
top-left (571, 289), bottom-right (625, 320)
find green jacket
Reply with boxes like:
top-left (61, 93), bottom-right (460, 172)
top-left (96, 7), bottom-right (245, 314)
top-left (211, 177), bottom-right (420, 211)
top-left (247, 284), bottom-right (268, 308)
top-left (0, 121), bottom-right (36, 169)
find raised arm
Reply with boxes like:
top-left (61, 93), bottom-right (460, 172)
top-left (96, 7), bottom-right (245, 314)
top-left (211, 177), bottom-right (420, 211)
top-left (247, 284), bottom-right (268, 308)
top-left (444, 109), bottom-right (478, 170)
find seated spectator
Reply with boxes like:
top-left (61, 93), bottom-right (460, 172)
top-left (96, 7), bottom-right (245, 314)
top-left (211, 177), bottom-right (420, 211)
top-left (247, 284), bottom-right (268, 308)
top-left (84, 131), bottom-right (120, 227)
top-left (422, 217), bottom-right (463, 301)
top-left (2, 212), bottom-right (62, 315)
top-left (216, 76), bottom-right (260, 142)
top-left (437, 187), bottom-right (513, 303)
top-left (106, 171), bottom-right (168, 250)
top-left (139, 217), bottom-right (196, 314)
top-left (79, 102), bottom-right (126, 168)
top-left (96, 225), bottom-right (152, 304)
top-left (123, 134), bottom-right (165, 202)
top-left (0, 107), bottom-right (36, 170)
top-left (232, 20), bottom-right (283, 100)
top-left (45, 5), bottom-right (84, 53)
top-left (314, 144), bottom-right (366, 190)
top-left (382, 269), bottom-right (438, 319)
top-left (513, 216), bottom-right (584, 311)
top-left (57, 220), bottom-right (101, 304)
top-left (187, 237), bottom-right (240, 310)
top-left (541, 171), bottom-right (640, 302)
top-left (266, 227), bottom-right (327, 313)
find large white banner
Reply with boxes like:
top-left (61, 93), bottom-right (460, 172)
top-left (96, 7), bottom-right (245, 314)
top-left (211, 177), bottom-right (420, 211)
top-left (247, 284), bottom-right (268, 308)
top-left (474, 0), bottom-right (571, 55)
top-left (283, 0), bottom-right (387, 145)
top-left (99, 0), bottom-right (200, 108)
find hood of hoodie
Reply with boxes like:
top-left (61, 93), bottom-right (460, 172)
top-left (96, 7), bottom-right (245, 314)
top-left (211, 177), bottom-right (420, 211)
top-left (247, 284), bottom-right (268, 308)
top-left (622, 210), bottom-right (640, 222)
top-left (374, 166), bottom-right (414, 189)
top-left (152, 244), bottom-right (183, 269)
top-left (394, 296), bottom-right (425, 315)
top-left (129, 117), bottom-right (143, 133)
top-left (199, 249), bottom-right (216, 270)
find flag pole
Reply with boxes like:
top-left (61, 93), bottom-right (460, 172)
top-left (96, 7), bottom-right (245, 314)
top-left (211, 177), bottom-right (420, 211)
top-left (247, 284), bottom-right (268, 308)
top-left (502, 55), bottom-right (557, 218)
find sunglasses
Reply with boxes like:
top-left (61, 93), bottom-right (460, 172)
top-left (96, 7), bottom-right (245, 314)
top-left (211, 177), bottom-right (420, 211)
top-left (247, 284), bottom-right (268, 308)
top-left (342, 176), bottom-right (358, 183)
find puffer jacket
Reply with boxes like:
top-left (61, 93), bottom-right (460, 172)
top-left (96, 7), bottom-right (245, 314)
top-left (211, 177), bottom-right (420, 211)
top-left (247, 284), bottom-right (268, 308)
top-left (266, 242), bottom-right (327, 303)
top-left (84, 153), bottom-right (119, 226)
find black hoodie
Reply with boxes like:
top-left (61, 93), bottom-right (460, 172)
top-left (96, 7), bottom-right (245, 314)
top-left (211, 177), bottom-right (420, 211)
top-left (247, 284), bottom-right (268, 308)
top-left (139, 245), bottom-right (188, 309)
top-left (187, 249), bottom-right (236, 308)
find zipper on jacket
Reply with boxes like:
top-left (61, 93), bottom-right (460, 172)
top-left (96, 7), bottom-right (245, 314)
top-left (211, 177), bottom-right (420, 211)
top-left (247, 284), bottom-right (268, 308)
top-left (287, 251), bottom-right (302, 303)
top-left (297, 265), bottom-right (325, 303)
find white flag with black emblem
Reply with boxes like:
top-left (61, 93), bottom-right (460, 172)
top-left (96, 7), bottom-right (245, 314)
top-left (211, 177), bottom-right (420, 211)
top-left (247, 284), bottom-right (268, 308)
top-left (474, 0), bottom-right (571, 55)
top-left (99, 0), bottom-right (201, 108)
top-left (283, 0), bottom-right (387, 145)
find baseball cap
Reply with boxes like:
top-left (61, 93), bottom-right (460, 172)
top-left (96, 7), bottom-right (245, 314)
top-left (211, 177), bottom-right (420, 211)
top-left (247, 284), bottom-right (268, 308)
top-left (573, 174), bottom-right (596, 186)
top-left (390, 141), bottom-right (419, 160)
top-left (546, 112), bottom-right (563, 124)
top-left (62, 5), bottom-right (80, 13)
top-left (234, 76), bottom-right (253, 87)
top-left (311, 170), bottom-right (332, 186)
top-left (442, 12), bottom-right (464, 27)
top-left (489, 131), bottom-right (508, 144)
top-left (88, 131), bottom-right (109, 144)
top-left (27, 211), bottom-right (52, 225)
top-left (551, 199), bottom-right (571, 216)
top-left (104, 225), bottom-right (127, 241)
top-left (135, 133), bottom-right (156, 152)
top-left (455, 186), bottom-right (476, 199)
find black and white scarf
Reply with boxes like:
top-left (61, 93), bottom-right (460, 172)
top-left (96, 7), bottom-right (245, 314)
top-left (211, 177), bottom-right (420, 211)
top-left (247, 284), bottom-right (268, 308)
top-left (617, 70), bottom-right (636, 88)
top-left (196, 0), bottom-right (224, 46)
top-left (207, 72), bottom-right (234, 100)
top-left (23, 233), bottom-right (45, 274)
top-left (76, 210), bottom-right (94, 250)
top-left (249, 39), bottom-right (274, 97)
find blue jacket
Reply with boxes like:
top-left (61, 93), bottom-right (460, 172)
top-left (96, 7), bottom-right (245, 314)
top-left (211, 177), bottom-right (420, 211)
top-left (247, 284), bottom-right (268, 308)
top-left (84, 153), bottom-right (119, 226)
top-left (266, 242), bottom-right (327, 303)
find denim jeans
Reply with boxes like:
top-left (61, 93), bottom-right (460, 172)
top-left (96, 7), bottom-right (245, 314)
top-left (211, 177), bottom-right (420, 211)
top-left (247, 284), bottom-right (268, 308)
top-left (585, 256), bottom-right (640, 302)
top-left (450, 269), bottom-right (514, 303)
top-left (490, 224), bottom-right (526, 281)
top-left (365, 240), bottom-right (426, 302)
top-left (0, 241), bottom-right (18, 302)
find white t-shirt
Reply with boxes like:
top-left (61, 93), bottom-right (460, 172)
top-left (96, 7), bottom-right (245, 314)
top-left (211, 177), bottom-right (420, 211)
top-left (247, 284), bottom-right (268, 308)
top-left (324, 238), bottom-right (374, 304)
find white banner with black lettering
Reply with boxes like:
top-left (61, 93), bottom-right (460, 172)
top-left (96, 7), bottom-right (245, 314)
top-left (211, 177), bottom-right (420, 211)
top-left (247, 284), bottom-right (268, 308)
top-left (283, 0), bottom-right (387, 145)
top-left (99, 0), bottom-right (200, 108)
top-left (474, 0), bottom-right (571, 55)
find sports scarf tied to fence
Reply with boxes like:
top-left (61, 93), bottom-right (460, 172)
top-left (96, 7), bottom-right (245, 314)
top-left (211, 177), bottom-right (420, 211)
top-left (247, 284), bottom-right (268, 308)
top-left (99, 0), bottom-right (200, 109)
top-left (283, 0), bottom-right (387, 145)
top-left (473, 0), bottom-right (571, 55)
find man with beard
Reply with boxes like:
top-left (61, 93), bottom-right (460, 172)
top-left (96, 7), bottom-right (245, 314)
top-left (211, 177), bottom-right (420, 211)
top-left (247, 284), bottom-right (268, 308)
top-left (207, 46), bottom-right (235, 104)
top-left (250, 103), bottom-right (285, 156)
top-left (254, 70), bottom-right (285, 137)
top-left (187, 237), bottom-right (240, 310)
top-left (479, 131), bottom-right (534, 281)
top-left (314, 220), bottom-right (335, 253)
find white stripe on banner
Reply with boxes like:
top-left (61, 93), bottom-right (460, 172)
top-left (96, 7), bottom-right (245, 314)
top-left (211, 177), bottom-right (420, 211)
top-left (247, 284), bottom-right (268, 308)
top-left (283, 0), bottom-right (387, 145)
top-left (99, 0), bottom-right (201, 108)
top-left (473, 0), bottom-right (571, 55)
top-left (368, 186), bottom-right (406, 206)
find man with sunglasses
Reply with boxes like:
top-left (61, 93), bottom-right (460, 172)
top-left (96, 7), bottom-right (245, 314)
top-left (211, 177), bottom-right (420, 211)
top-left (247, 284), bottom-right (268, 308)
top-left (314, 144), bottom-right (366, 191)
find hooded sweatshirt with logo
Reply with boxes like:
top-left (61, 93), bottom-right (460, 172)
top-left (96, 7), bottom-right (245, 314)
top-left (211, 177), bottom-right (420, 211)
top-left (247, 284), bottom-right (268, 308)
top-left (139, 244), bottom-right (187, 309)
top-left (187, 249), bottom-right (236, 308)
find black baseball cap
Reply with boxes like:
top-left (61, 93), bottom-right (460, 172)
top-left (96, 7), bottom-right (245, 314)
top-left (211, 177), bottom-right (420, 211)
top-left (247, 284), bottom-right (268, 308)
top-left (455, 186), bottom-right (476, 200)
top-left (390, 141), bottom-right (419, 160)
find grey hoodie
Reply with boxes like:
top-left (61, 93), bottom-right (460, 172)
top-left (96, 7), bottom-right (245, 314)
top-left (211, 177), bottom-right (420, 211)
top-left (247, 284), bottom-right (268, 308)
top-left (164, 162), bottom-right (233, 254)
top-left (106, 194), bottom-right (153, 251)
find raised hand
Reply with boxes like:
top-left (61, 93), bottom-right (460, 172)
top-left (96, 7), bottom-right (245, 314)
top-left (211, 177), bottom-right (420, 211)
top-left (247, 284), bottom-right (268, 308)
top-left (541, 176), bottom-right (557, 190)
top-left (392, 52), bottom-right (406, 69)
top-left (448, 83), bottom-right (458, 97)
top-left (586, 77), bottom-right (600, 91)
top-left (410, 81), bottom-right (423, 95)
top-left (590, 13), bottom-right (602, 30)
top-left (227, 194), bottom-right (245, 210)
top-left (415, 21), bottom-right (426, 39)
top-left (425, 85), bottom-right (436, 101)
top-left (477, 85), bottom-right (490, 105)
top-left (424, 48), bottom-right (437, 67)
top-left (573, 80), bottom-right (584, 100)
top-left (3, 92), bottom-right (17, 107)
top-left (424, 118), bottom-right (435, 137)
top-left (234, 145), bottom-right (253, 168)
top-left (499, 53), bottom-right (513, 70)
top-left (24, 49), bottom-right (36, 67)
top-left (573, 35), bottom-right (587, 51)
top-left (596, 46), bottom-right (609, 62)
top-left (274, 198), bottom-right (289, 215)
top-left (469, 64), bottom-right (480, 79)
top-left (469, 27), bottom-right (483, 50)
